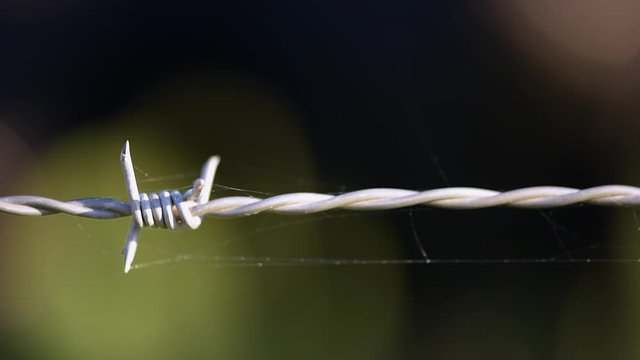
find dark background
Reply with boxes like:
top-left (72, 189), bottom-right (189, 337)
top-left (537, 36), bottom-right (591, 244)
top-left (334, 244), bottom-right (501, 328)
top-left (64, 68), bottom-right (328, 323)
top-left (2, 1), bottom-right (640, 359)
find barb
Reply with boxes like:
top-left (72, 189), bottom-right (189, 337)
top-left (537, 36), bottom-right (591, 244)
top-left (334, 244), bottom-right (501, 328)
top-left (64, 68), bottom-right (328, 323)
top-left (1, 141), bottom-right (640, 272)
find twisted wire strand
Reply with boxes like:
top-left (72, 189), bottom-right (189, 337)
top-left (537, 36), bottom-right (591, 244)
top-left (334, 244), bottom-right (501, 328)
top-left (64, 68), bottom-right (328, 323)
top-left (2, 185), bottom-right (640, 220)
top-left (0, 196), bottom-right (130, 218)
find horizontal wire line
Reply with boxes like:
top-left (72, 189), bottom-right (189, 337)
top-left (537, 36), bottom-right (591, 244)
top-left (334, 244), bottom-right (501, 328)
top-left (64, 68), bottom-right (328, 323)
top-left (1, 185), bottom-right (640, 219)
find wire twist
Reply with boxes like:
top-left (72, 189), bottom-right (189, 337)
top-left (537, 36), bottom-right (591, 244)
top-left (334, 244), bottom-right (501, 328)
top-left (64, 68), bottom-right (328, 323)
top-left (1, 141), bottom-right (639, 272)
top-left (189, 185), bottom-right (640, 216)
top-left (3, 186), bottom-right (640, 219)
top-left (136, 189), bottom-right (197, 229)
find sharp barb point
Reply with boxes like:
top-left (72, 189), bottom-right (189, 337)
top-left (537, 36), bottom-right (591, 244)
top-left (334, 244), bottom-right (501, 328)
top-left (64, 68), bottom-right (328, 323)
top-left (123, 222), bottom-right (140, 273)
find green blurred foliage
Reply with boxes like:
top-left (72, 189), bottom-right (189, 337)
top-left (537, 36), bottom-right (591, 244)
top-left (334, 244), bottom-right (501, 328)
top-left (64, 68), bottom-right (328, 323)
top-left (0, 72), bottom-right (407, 359)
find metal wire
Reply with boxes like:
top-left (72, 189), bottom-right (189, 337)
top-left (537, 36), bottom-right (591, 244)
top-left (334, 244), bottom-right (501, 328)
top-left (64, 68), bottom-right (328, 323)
top-left (190, 185), bottom-right (640, 215)
top-left (2, 185), bottom-right (640, 219)
top-left (2, 141), bottom-right (639, 272)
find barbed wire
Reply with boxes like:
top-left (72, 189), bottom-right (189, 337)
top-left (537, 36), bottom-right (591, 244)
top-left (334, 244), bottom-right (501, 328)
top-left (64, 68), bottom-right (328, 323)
top-left (3, 185), bottom-right (640, 219)
top-left (2, 141), bottom-right (639, 272)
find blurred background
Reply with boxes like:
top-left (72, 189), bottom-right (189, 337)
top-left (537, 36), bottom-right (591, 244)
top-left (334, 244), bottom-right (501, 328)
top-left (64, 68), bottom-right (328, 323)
top-left (1, 0), bottom-right (640, 359)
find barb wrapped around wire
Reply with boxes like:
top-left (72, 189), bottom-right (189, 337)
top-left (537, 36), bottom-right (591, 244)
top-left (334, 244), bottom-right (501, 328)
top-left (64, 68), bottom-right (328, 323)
top-left (1, 141), bottom-right (640, 272)
top-left (118, 141), bottom-right (220, 273)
